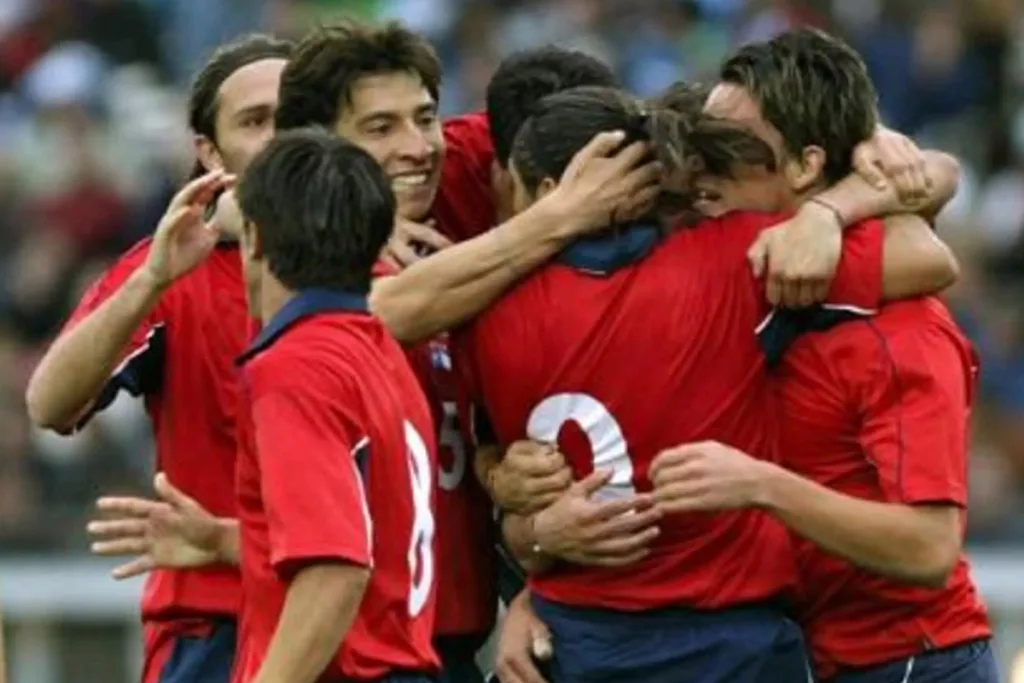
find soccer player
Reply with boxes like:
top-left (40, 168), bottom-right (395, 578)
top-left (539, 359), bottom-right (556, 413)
top-left (229, 128), bottom-right (440, 683)
top-left (462, 85), bottom-right (958, 683)
top-left (26, 34), bottom-right (293, 683)
top-left (647, 29), bottom-right (996, 682)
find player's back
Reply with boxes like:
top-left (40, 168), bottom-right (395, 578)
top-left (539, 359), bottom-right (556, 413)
top-left (463, 215), bottom-right (800, 611)
top-left (235, 308), bottom-right (439, 681)
top-left (66, 239), bottom-right (247, 620)
top-left (776, 297), bottom-right (990, 674)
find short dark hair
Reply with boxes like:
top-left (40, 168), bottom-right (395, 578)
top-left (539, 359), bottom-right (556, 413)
top-left (188, 33), bottom-right (294, 142)
top-left (237, 128), bottom-right (395, 293)
top-left (275, 20), bottom-right (442, 132)
top-left (511, 86), bottom-right (774, 199)
top-left (486, 46), bottom-right (618, 168)
top-left (720, 28), bottom-right (878, 184)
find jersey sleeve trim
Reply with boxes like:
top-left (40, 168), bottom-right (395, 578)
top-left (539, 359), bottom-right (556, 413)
top-left (74, 322), bottom-right (167, 431)
top-left (757, 304), bottom-right (876, 367)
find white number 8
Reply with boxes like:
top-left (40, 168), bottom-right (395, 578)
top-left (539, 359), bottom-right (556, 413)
top-left (526, 392), bottom-right (636, 500)
top-left (404, 421), bottom-right (436, 616)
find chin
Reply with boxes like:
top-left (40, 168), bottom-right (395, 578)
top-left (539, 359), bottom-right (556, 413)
top-left (397, 187), bottom-right (439, 222)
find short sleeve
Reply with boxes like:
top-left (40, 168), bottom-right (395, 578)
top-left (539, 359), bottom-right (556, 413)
top-left (433, 112), bottom-right (496, 242)
top-left (823, 218), bottom-right (884, 311)
top-left (65, 244), bottom-right (167, 425)
top-left (854, 322), bottom-right (971, 507)
top-left (252, 383), bottom-right (372, 577)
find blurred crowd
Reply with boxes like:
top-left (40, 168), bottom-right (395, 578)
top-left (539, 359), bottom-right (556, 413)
top-left (1, 0), bottom-right (1023, 553)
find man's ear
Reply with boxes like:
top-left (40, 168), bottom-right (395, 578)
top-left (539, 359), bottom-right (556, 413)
top-left (194, 135), bottom-right (224, 172)
top-left (242, 219), bottom-right (263, 261)
top-left (784, 145), bottom-right (826, 194)
top-left (536, 177), bottom-right (558, 201)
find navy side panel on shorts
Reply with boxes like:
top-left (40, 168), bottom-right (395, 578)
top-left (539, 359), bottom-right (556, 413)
top-left (159, 621), bottom-right (236, 683)
top-left (533, 595), bottom-right (811, 683)
top-left (830, 640), bottom-right (999, 683)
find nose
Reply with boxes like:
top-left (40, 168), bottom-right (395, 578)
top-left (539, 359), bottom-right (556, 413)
top-left (396, 124), bottom-right (433, 161)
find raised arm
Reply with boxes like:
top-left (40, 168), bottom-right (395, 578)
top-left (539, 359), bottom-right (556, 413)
top-left (370, 132), bottom-right (659, 344)
top-left (25, 172), bottom-right (233, 432)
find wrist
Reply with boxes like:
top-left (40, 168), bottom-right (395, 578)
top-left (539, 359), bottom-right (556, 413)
top-left (752, 460), bottom-right (788, 511)
top-left (214, 518), bottom-right (239, 564)
top-left (133, 263), bottom-right (171, 295)
top-left (804, 197), bottom-right (846, 231)
top-left (537, 188), bottom-right (591, 241)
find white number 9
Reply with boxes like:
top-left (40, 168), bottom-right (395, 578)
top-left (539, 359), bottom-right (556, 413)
top-left (526, 392), bottom-right (636, 500)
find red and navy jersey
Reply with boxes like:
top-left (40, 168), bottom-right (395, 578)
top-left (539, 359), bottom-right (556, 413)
top-left (233, 290), bottom-right (440, 683)
top-left (457, 212), bottom-right (884, 611)
top-left (776, 297), bottom-right (991, 678)
top-left (64, 239), bottom-right (246, 621)
top-left (433, 112), bottom-right (496, 242)
top-left (405, 337), bottom-right (498, 639)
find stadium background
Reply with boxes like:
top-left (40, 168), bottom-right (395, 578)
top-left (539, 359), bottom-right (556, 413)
top-left (0, 0), bottom-right (1023, 681)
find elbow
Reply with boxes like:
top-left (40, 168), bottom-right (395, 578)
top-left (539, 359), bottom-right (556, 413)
top-left (928, 239), bottom-right (961, 293)
top-left (900, 534), bottom-right (961, 589)
top-left (24, 377), bottom-right (74, 435)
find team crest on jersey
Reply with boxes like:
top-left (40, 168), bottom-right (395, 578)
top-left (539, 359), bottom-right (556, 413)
top-left (429, 340), bottom-right (452, 372)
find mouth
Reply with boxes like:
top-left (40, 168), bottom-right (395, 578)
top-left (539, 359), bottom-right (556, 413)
top-left (390, 171), bottom-right (434, 192)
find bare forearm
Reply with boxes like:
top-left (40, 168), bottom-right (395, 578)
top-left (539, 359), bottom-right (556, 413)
top-left (252, 564), bottom-right (369, 683)
top-left (215, 519), bottom-right (240, 565)
top-left (757, 462), bottom-right (953, 586)
top-left (26, 268), bottom-right (164, 432)
top-left (817, 151), bottom-right (960, 227)
top-left (371, 195), bottom-right (581, 344)
top-left (502, 514), bottom-right (555, 575)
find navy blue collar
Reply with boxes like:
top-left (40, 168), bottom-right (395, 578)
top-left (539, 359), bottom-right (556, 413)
top-left (237, 288), bottom-right (369, 365)
top-left (558, 222), bottom-right (663, 276)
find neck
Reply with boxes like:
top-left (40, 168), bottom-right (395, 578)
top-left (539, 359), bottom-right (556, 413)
top-left (259, 273), bottom-right (296, 326)
top-left (792, 179), bottom-right (830, 209)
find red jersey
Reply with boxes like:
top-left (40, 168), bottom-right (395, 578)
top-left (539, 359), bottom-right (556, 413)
top-left (233, 290), bottom-right (440, 683)
top-left (405, 337), bottom-right (498, 638)
top-left (64, 240), bottom-right (245, 621)
top-left (434, 112), bottom-right (496, 242)
top-left (458, 213), bottom-right (884, 611)
top-left (776, 297), bottom-right (991, 678)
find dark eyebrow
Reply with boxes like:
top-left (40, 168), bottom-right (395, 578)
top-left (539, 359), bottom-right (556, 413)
top-left (231, 103), bottom-right (274, 122)
top-left (357, 102), bottom-right (439, 127)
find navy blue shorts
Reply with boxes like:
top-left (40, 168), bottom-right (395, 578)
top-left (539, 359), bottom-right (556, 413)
top-left (532, 595), bottom-right (811, 683)
top-left (155, 620), bottom-right (236, 683)
top-left (435, 633), bottom-right (486, 683)
top-left (829, 640), bottom-right (1000, 683)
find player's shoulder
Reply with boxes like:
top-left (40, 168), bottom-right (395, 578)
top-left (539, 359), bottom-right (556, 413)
top-left (442, 111), bottom-right (492, 155)
top-left (244, 315), bottom-right (372, 386)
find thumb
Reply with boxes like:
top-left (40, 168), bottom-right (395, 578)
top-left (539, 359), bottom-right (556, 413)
top-left (572, 469), bottom-right (613, 497)
top-left (154, 473), bottom-right (197, 512)
top-left (530, 621), bottom-right (553, 660)
top-left (855, 158), bottom-right (889, 191)
top-left (747, 233), bottom-right (769, 279)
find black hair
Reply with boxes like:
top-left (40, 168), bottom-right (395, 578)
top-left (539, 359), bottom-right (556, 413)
top-left (237, 128), bottom-right (395, 293)
top-left (186, 33), bottom-right (293, 178)
top-left (486, 46), bottom-right (618, 168)
top-left (720, 28), bottom-right (878, 184)
top-left (511, 86), bottom-right (775, 200)
top-left (275, 20), bottom-right (442, 132)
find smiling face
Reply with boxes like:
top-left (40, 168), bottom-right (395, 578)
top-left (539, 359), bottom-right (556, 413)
top-left (333, 71), bottom-right (445, 222)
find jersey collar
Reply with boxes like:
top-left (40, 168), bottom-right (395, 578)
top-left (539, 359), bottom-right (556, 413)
top-left (237, 288), bottom-right (369, 365)
top-left (558, 222), bottom-right (663, 276)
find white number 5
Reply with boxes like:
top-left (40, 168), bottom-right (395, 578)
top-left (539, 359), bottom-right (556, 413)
top-left (404, 421), bottom-right (435, 616)
top-left (526, 392), bottom-right (636, 500)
